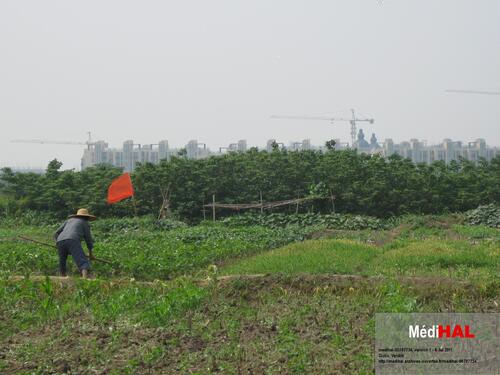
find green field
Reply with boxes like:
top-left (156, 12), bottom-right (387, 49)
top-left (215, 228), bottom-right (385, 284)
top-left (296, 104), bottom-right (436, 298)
top-left (0, 216), bottom-right (499, 374)
top-left (222, 229), bottom-right (499, 280)
top-left (0, 219), bottom-right (307, 280)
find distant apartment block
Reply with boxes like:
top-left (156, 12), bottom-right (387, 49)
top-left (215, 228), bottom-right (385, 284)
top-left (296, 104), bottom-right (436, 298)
top-left (82, 140), bottom-right (173, 172)
top-left (82, 139), bottom-right (242, 172)
top-left (347, 129), bottom-right (499, 164)
top-left (81, 133), bottom-right (499, 172)
top-left (379, 138), bottom-right (498, 164)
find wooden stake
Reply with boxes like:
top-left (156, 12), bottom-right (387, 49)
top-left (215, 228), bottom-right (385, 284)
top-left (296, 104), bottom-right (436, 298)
top-left (132, 195), bottom-right (138, 217)
top-left (202, 197), bottom-right (206, 220)
top-left (330, 189), bottom-right (336, 213)
top-left (212, 194), bottom-right (216, 222)
top-left (158, 187), bottom-right (165, 220)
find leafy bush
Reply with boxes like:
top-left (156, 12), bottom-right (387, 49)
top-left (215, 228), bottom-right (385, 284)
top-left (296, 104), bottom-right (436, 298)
top-left (464, 204), bottom-right (500, 228)
top-left (0, 210), bottom-right (59, 227)
top-left (92, 216), bottom-right (187, 233)
top-left (222, 213), bottom-right (389, 230)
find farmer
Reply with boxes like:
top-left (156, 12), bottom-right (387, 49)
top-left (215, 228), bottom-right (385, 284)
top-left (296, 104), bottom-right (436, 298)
top-left (54, 208), bottom-right (96, 278)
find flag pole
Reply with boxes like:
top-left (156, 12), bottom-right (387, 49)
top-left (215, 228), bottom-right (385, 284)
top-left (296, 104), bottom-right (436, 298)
top-left (132, 195), bottom-right (138, 217)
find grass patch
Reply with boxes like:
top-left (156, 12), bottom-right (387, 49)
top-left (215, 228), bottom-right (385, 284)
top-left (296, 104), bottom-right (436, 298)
top-left (222, 237), bottom-right (499, 281)
top-left (222, 239), bottom-right (379, 276)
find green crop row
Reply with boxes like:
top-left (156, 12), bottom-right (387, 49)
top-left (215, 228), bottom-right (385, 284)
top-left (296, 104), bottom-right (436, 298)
top-left (0, 221), bottom-right (309, 280)
top-left (222, 212), bottom-right (391, 230)
top-left (0, 276), bottom-right (206, 340)
top-left (3, 211), bottom-right (497, 281)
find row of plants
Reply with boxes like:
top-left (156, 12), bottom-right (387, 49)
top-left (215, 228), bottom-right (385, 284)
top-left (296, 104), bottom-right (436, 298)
top-left (0, 222), bottom-right (309, 280)
top-left (2, 149), bottom-right (499, 220)
top-left (92, 216), bottom-right (188, 233)
top-left (222, 212), bottom-right (390, 230)
top-left (0, 210), bottom-right (189, 230)
top-left (0, 276), bottom-right (206, 340)
top-left (0, 210), bottom-right (60, 227)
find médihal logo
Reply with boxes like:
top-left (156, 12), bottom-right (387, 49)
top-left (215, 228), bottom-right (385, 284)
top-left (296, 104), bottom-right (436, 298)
top-left (409, 325), bottom-right (476, 339)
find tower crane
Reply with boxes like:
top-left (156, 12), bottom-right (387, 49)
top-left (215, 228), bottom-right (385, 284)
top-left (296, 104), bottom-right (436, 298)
top-left (445, 89), bottom-right (500, 96)
top-left (271, 109), bottom-right (374, 146)
top-left (11, 132), bottom-right (95, 149)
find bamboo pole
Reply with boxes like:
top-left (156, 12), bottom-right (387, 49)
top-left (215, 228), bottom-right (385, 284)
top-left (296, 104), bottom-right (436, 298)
top-left (212, 194), bottom-right (216, 222)
top-left (131, 195), bottom-right (138, 217)
top-left (330, 189), bottom-right (336, 213)
top-left (18, 236), bottom-right (114, 265)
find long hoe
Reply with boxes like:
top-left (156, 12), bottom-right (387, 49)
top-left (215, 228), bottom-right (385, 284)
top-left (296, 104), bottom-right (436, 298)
top-left (18, 235), bottom-right (115, 266)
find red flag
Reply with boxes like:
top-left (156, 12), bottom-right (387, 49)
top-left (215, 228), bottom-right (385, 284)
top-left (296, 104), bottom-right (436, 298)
top-left (107, 173), bottom-right (134, 204)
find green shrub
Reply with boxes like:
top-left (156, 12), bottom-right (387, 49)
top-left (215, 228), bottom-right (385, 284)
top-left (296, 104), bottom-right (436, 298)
top-left (0, 210), bottom-right (59, 227)
top-left (464, 204), bottom-right (500, 228)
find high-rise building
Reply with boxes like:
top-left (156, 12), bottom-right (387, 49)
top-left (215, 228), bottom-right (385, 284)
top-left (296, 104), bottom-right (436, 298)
top-left (159, 140), bottom-right (170, 161)
top-left (237, 140), bottom-right (247, 152)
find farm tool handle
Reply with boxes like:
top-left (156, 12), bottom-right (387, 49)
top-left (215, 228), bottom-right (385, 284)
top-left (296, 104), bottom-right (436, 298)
top-left (18, 235), bottom-right (57, 249)
top-left (18, 235), bottom-right (114, 266)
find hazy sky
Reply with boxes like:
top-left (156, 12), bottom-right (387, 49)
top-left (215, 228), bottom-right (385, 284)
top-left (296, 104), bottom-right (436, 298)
top-left (1, 0), bottom-right (499, 170)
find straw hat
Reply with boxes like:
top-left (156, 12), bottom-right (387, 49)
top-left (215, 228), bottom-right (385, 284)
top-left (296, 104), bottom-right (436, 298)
top-left (69, 208), bottom-right (97, 221)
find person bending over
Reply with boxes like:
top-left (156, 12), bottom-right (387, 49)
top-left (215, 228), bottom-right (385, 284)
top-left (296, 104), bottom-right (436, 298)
top-left (54, 208), bottom-right (96, 278)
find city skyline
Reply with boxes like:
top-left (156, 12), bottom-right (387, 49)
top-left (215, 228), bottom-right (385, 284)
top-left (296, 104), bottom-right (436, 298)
top-left (82, 134), bottom-right (499, 170)
top-left (4, 131), bottom-right (500, 171)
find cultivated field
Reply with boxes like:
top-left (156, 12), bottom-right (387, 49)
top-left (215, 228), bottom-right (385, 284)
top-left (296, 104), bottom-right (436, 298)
top-left (0, 216), bottom-right (499, 374)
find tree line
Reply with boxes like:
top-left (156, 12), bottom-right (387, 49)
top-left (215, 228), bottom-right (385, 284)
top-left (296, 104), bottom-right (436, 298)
top-left (1, 150), bottom-right (499, 221)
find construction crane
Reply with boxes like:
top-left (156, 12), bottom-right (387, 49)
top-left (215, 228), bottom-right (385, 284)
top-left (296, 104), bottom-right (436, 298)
top-left (271, 109), bottom-right (374, 146)
top-left (11, 132), bottom-right (95, 149)
top-left (445, 89), bottom-right (500, 96)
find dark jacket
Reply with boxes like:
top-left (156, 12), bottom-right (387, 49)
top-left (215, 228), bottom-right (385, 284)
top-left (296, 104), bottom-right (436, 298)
top-left (54, 217), bottom-right (94, 250)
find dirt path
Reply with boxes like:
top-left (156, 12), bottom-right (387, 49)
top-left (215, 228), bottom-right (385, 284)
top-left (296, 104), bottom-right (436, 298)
top-left (7, 273), bottom-right (471, 288)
